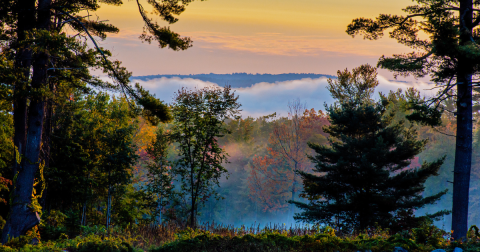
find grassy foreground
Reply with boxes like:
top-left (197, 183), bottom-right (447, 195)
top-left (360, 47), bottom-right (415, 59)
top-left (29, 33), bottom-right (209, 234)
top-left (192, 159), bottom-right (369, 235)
top-left (1, 222), bottom-right (479, 252)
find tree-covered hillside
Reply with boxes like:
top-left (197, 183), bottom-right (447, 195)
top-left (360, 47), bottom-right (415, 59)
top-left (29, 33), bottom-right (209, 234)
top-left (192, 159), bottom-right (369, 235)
top-left (131, 73), bottom-right (335, 88)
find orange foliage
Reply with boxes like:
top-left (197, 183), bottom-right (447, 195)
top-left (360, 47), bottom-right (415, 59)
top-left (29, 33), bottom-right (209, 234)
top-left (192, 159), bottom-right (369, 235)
top-left (133, 117), bottom-right (157, 153)
top-left (248, 106), bottom-right (329, 212)
top-left (0, 176), bottom-right (11, 205)
top-left (132, 117), bottom-right (158, 182)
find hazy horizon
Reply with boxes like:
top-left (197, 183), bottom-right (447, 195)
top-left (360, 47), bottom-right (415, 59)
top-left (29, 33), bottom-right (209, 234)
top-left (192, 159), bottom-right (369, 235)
top-left (128, 73), bottom-right (437, 118)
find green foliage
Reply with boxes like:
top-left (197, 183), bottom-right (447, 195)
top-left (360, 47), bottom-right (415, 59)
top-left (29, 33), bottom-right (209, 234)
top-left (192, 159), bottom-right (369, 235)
top-left (0, 234), bottom-right (140, 252)
top-left (410, 219), bottom-right (449, 249)
top-left (112, 185), bottom-right (150, 228)
top-left (0, 74), bottom-right (12, 172)
top-left (2, 222), bottom-right (480, 252)
top-left (0, 0), bottom-right (193, 239)
top-left (346, 0), bottom-right (480, 83)
top-left (291, 65), bottom-right (448, 231)
top-left (347, 2), bottom-right (477, 239)
top-left (468, 225), bottom-right (480, 239)
top-left (74, 239), bottom-right (135, 252)
top-left (0, 66), bottom-right (12, 226)
top-left (133, 83), bottom-right (172, 125)
top-left (136, 0), bottom-right (197, 50)
top-left (170, 86), bottom-right (241, 226)
top-left (39, 210), bottom-right (68, 241)
top-left (29, 161), bottom-right (45, 215)
top-left (147, 223), bottom-right (457, 252)
top-left (47, 93), bottom-right (140, 228)
top-left (327, 64), bottom-right (379, 105)
top-left (145, 126), bottom-right (174, 223)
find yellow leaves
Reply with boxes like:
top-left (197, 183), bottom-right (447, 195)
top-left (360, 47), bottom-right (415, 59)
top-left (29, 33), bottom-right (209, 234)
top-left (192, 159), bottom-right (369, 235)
top-left (133, 117), bottom-right (157, 153)
top-left (30, 161), bottom-right (45, 214)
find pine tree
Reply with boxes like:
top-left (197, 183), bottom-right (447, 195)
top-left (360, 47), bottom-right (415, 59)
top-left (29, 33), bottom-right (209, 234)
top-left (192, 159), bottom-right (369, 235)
top-left (346, 0), bottom-right (480, 239)
top-left (0, 0), bottom-right (197, 240)
top-left (290, 65), bottom-right (448, 231)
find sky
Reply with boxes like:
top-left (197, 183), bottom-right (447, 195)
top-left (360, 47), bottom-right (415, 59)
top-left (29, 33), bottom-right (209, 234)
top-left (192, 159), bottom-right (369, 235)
top-left (94, 0), bottom-right (415, 76)
top-left (93, 0), bottom-right (434, 116)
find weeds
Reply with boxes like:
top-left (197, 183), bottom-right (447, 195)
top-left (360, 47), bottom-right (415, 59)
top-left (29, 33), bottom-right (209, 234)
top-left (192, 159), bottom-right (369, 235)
top-left (4, 221), bottom-right (480, 252)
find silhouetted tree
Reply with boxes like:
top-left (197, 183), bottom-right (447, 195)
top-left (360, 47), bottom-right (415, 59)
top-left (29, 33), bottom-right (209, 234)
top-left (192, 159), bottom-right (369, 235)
top-left (291, 65), bottom-right (448, 231)
top-left (347, 0), bottom-right (479, 239)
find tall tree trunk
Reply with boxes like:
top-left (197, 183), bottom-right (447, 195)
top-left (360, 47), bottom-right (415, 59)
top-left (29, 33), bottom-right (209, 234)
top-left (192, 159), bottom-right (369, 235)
top-left (39, 87), bottom-right (53, 210)
top-left (12, 0), bottom-right (36, 176)
top-left (290, 169), bottom-right (296, 222)
top-left (80, 174), bottom-right (89, 226)
top-left (106, 185), bottom-right (112, 230)
top-left (190, 164), bottom-right (195, 228)
top-left (2, 0), bottom-right (52, 242)
top-left (452, 0), bottom-right (473, 240)
top-left (190, 195), bottom-right (196, 228)
top-left (81, 201), bottom-right (87, 226)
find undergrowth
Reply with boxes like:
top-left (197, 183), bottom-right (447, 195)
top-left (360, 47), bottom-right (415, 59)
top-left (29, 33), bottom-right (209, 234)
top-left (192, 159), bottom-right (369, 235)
top-left (0, 221), bottom-right (479, 252)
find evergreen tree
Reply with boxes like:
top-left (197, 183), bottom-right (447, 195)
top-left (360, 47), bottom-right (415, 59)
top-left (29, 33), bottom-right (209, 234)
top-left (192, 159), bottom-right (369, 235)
top-left (290, 65), bottom-right (448, 231)
top-left (0, 0), bottom-right (198, 239)
top-left (347, 0), bottom-right (480, 239)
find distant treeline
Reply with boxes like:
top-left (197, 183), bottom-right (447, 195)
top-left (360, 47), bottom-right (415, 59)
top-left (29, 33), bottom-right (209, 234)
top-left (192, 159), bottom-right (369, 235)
top-left (131, 73), bottom-right (336, 88)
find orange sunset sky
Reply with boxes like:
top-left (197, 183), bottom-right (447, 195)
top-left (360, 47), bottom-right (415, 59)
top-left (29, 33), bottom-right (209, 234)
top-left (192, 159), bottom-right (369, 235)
top-left (93, 0), bottom-right (417, 77)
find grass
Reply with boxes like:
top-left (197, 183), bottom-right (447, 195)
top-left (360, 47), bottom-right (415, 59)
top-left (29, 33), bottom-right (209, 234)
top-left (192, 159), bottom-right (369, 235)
top-left (1, 221), bottom-right (479, 252)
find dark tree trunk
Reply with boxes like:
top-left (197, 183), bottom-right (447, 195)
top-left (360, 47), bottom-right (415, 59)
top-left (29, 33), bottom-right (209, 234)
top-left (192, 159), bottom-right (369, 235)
top-left (12, 0), bottom-right (36, 176)
top-left (106, 185), bottom-right (112, 230)
top-left (2, 0), bottom-right (52, 242)
top-left (452, 0), bottom-right (473, 240)
top-left (190, 163), bottom-right (196, 228)
top-left (81, 201), bottom-right (87, 226)
top-left (290, 173), bottom-right (296, 221)
top-left (190, 195), bottom-right (196, 228)
top-left (39, 86), bottom-right (53, 209)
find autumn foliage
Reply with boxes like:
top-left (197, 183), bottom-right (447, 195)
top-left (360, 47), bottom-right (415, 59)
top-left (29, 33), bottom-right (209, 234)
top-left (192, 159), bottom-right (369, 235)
top-left (248, 103), bottom-right (329, 213)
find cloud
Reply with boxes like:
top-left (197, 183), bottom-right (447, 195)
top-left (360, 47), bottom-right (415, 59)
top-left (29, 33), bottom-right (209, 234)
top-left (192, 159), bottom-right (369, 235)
top-left (134, 77), bottom-right (219, 102)
top-left (101, 30), bottom-right (407, 58)
top-left (181, 31), bottom-right (407, 57)
top-left (134, 76), bottom-right (437, 118)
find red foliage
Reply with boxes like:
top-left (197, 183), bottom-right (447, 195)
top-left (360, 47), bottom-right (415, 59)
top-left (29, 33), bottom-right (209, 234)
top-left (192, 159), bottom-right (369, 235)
top-left (248, 108), bottom-right (329, 212)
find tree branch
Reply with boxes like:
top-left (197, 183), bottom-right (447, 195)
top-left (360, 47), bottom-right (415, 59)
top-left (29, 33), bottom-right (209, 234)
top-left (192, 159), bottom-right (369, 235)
top-left (54, 8), bottom-right (135, 105)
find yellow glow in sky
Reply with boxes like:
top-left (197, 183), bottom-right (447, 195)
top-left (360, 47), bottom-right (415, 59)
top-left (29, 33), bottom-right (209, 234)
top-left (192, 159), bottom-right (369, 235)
top-left (93, 0), bottom-right (418, 75)
top-left (99, 0), bottom-right (413, 34)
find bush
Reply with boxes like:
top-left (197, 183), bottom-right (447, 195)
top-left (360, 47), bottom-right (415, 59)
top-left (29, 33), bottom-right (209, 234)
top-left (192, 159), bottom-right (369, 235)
top-left (147, 223), bottom-right (475, 252)
top-left (1, 222), bottom-right (480, 252)
top-left (75, 240), bottom-right (134, 252)
top-left (0, 234), bottom-right (140, 252)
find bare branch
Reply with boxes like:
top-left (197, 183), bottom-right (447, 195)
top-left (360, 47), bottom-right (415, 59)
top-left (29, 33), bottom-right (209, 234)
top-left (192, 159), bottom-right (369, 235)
top-left (432, 127), bottom-right (456, 137)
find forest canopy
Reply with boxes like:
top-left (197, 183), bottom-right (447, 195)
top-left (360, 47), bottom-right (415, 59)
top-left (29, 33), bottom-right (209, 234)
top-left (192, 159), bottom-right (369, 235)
top-left (1, 0), bottom-right (480, 250)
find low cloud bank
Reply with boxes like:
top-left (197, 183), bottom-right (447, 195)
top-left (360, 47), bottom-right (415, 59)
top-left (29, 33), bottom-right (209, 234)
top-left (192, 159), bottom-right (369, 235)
top-left (134, 76), bottom-right (436, 118)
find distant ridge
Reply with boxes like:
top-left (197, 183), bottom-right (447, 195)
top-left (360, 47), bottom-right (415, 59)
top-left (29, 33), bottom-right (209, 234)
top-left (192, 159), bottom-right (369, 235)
top-left (131, 73), bottom-right (335, 88)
